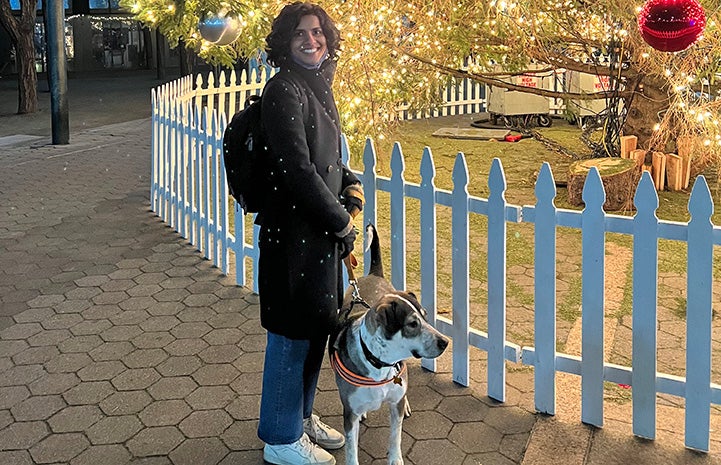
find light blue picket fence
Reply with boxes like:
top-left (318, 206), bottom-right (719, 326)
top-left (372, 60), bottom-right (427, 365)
top-left (150, 70), bottom-right (720, 453)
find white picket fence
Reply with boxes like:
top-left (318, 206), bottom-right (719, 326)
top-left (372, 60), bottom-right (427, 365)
top-left (150, 68), bottom-right (720, 453)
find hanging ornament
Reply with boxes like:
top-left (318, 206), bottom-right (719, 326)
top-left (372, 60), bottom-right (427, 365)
top-left (637, 0), bottom-right (706, 52)
top-left (198, 12), bottom-right (242, 46)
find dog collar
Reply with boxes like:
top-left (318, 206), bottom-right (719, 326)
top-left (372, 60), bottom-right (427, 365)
top-left (330, 350), bottom-right (406, 387)
top-left (359, 335), bottom-right (402, 371)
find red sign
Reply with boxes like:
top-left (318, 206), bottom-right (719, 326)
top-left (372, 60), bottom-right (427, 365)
top-left (595, 75), bottom-right (610, 91)
top-left (518, 76), bottom-right (538, 88)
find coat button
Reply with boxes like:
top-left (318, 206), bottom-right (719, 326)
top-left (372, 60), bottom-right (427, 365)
top-left (327, 165), bottom-right (334, 173)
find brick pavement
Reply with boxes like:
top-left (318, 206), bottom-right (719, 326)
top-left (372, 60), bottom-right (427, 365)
top-left (0, 119), bottom-right (539, 464)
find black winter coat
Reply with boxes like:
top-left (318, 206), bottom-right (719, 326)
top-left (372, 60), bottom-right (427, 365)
top-left (257, 59), bottom-right (360, 340)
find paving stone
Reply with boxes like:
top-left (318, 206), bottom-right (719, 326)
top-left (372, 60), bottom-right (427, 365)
top-left (88, 341), bottom-right (135, 361)
top-left (408, 438), bottom-right (466, 465)
top-left (438, 395), bottom-right (491, 422)
top-left (0, 322), bottom-right (43, 339)
top-left (126, 426), bottom-right (184, 457)
top-left (148, 376), bottom-right (198, 400)
top-left (169, 437), bottom-right (229, 465)
top-left (63, 380), bottom-right (116, 405)
top-left (100, 324), bottom-right (143, 342)
top-left (120, 296), bottom-right (158, 311)
top-left (184, 293), bottom-right (219, 307)
top-left (100, 390), bottom-right (152, 415)
top-left (185, 385), bottom-right (236, 410)
top-left (30, 432), bottom-right (89, 463)
top-left (86, 415), bottom-right (143, 444)
top-left (403, 410), bottom-right (453, 440)
top-left (70, 319), bottom-right (113, 336)
top-left (27, 294), bottom-right (65, 308)
top-left (101, 279), bottom-right (136, 293)
top-left (110, 310), bottom-right (151, 326)
top-left (225, 395), bottom-right (260, 421)
top-left (146, 302), bottom-right (185, 316)
top-left (198, 344), bottom-right (242, 364)
top-left (41, 313), bottom-right (84, 330)
top-left (171, 322), bottom-right (213, 339)
top-left (64, 287), bottom-right (102, 301)
top-left (74, 275), bottom-right (110, 287)
top-left (81, 305), bottom-right (121, 320)
top-left (58, 335), bottom-right (104, 353)
top-left (154, 288), bottom-right (190, 302)
top-left (132, 331), bottom-right (175, 349)
top-left (123, 348), bottom-right (168, 368)
top-left (203, 328), bottom-right (243, 346)
top-left (111, 367), bottom-right (161, 391)
top-left (237, 333), bottom-right (266, 353)
top-left (13, 308), bottom-right (55, 325)
top-left (0, 385), bottom-right (30, 409)
top-left (77, 360), bottom-right (126, 381)
top-left (70, 444), bottom-right (131, 465)
top-left (48, 405), bottom-right (104, 433)
top-left (28, 372), bottom-right (80, 395)
top-left (192, 363), bottom-right (240, 386)
top-left (27, 329), bottom-right (72, 347)
top-left (0, 450), bottom-right (33, 465)
top-left (229, 372), bottom-right (262, 395)
top-left (55, 299), bottom-right (93, 314)
top-left (232, 352), bottom-right (264, 374)
top-left (139, 399), bottom-right (192, 426)
top-left (449, 421), bottom-right (504, 454)
top-left (0, 421), bottom-right (49, 450)
top-left (164, 338), bottom-right (209, 356)
top-left (12, 346), bottom-right (59, 366)
top-left (179, 409), bottom-right (233, 438)
top-left (11, 394), bottom-right (66, 421)
top-left (220, 420), bottom-right (264, 451)
top-left (207, 312), bottom-right (247, 329)
top-left (177, 308), bottom-right (215, 323)
top-left (0, 410), bottom-right (12, 430)
top-left (482, 406), bottom-right (536, 434)
top-left (44, 352), bottom-right (93, 373)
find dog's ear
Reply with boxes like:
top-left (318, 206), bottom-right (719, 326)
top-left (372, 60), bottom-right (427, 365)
top-left (398, 291), bottom-right (427, 320)
top-left (374, 298), bottom-right (406, 339)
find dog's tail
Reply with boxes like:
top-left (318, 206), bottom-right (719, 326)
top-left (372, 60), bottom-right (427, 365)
top-left (366, 223), bottom-right (384, 278)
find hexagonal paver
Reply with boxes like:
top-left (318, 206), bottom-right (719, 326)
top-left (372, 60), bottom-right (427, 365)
top-left (179, 409), bottom-right (233, 437)
top-left (164, 338), bottom-right (209, 356)
top-left (0, 385), bottom-right (31, 409)
top-left (28, 372), bottom-right (80, 395)
top-left (12, 346), bottom-right (59, 366)
top-left (126, 426), bottom-right (184, 456)
top-left (70, 319), bottom-right (112, 336)
top-left (70, 444), bottom-right (131, 465)
top-left (1, 322), bottom-right (43, 339)
top-left (207, 312), bottom-right (246, 329)
top-left (88, 341), bottom-right (135, 361)
top-left (27, 329), bottom-right (72, 347)
top-left (0, 451), bottom-right (33, 465)
top-left (171, 322), bottom-right (213, 339)
top-left (225, 395), bottom-right (259, 421)
top-left (140, 316), bottom-right (181, 332)
top-left (132, 331), bottom-right (176, 349)
top-left (48, 405), bottom-right (104, 433)
top-left (233, 352), bottom-right (264, 374)
top-left (148, 376), bottom-right (198, 400)
top-left (169, 437), bottom-right (229, 465)
top-left (403, 410), bottom-right (453, 440)
top-left (30, 432), bottom-right (90, 464)
top-left (63, 380), bottom-right (116, 405)
top-left (111, 368), bottom-right (161, 391)
top-left (482, 405), bottom-right (536, 434)
top-left (186, 385), bottom-right (236, 410)
top-left (100, 325), bottom-right (143, 342)
top-left (229, 372), bottom-right (262, 396)
top-left (139, 399), bottom-right (192, 426)
top-left (198, 344), bottom-right (242, 364)
top-left (100, 390), bottom-right (152, 415)
top-left (42, 314), bottom-right (84, 330)
top-left (77, 360), bottom-right (126, 381)
top-left (58, 335), bottom-right (104, 354)
top-left (11, 394), bottom-right (66, 421)
top-left (220, 420), bottom-right (264, 451)
top-left (437, 395), bottom-right (490, 422)
top-left (122, 348), bottom-right (168, 368)
top-left (44, 353), bottom-right (93, 373)
top-left (407, 438), bottom-right (466, 465)
top-left (203, 329), bottom-right (243, 346)
top-left (193, 364), bottom-right (240, 386)
top-left (449, 421), bottom-right (504, 454)
top-left (110, 310), bottom-right (150, 325)
top-left (156, 356), bottom-right (202, 377)
top-left (86, 415), bottom-right (143, 444)
top-left (0, 421), bottom-right (49, 450)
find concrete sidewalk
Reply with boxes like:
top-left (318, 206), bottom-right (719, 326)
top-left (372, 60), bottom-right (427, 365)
top-left (0, 71), bottom-right (719, 464)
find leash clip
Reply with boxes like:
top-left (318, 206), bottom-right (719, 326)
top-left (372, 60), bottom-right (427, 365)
top-left (350, 279), bottom-right (362, 302)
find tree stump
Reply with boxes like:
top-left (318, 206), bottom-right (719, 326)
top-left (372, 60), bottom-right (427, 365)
top-left (567, 158), bottom-right (639, 211)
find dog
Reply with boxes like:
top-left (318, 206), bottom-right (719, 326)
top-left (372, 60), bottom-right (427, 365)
top-left (330, 224), bottom-right (449, 465)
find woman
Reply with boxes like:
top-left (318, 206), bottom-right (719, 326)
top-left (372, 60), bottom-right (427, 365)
top-left (256, 3), bottom-right (364, 465)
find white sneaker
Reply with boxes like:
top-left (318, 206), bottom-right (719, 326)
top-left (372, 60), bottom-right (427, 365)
top-left (263, 433), bottom-right (335, 465)
top-left (303, 414), bottom-right (345, 450)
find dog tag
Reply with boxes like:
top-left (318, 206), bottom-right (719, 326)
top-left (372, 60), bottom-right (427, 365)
top-left (393, 376), bottom-right (403, 386)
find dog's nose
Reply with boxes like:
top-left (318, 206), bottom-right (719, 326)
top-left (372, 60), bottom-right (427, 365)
top-left (437, 337), bottom-right (449, 351)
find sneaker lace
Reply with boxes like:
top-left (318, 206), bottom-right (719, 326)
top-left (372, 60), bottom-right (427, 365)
top-left (309, 415), bottom-right (332, 437)
top-left (299, 433), bottom-right (317, 456)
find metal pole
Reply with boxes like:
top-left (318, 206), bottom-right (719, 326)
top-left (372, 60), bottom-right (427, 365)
top-left (46, 0), bottom-right (69, 145)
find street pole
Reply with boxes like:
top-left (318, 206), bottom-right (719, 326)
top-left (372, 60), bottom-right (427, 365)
top-left (46, 0), bottom-right (69, 145)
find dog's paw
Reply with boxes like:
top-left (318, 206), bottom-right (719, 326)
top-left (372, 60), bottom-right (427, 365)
top-left (360, 412), bottom-right (368, 422)
top-left (389, 456), bottom-right (404, 465)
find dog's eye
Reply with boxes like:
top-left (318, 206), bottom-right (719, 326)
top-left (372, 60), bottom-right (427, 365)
top-left (407, 320), bottom-right (419, 329)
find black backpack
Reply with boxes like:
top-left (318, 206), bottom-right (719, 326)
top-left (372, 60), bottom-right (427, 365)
top-left (222, 94), bottom-right (268, 214)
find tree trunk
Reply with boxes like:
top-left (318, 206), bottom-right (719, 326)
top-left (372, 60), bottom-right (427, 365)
top-left (567, 158), bottom-right (640, 211)
top-left (622, 77), bottom-right (670, 153)
top-left (14, 31), bottom-right (38, 114)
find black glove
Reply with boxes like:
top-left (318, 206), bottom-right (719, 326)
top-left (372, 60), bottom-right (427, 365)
top-left (341, 184), bottom-right (364, 216)
top-left (339, 227), bottom-right (357, 259)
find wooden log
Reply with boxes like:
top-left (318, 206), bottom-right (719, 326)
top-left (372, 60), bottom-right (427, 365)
top-left (567, 157), bottom-right (639, 210)
top-left (620, 135), bottom-right (638, 158)
top-left (651, 152), bottom-right (666, 191)
top-left (665, 153), bottom-right (683, 191)
top-left (630, 149), bottom-right (647, 169)
top-left (677, 136), bottom-right (693, 189)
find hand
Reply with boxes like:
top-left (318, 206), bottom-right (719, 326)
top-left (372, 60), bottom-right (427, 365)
top-left (342, 184), bottom-right (364, 217)
top-left (339, 227), bottom-right (357, 259)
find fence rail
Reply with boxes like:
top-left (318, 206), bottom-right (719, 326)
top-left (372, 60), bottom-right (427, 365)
top-left (151, 68), bottom-right (720, 453)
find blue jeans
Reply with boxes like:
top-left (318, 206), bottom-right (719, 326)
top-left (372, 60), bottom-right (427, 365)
top-left (258, 331), bottom-right (328, 445)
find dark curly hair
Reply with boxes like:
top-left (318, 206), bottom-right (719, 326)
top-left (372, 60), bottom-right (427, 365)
top-left (265, 2), bottom-right (341, 67)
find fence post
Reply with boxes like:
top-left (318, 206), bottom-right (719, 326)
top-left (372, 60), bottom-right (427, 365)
top-left (451, 153), bottom-right (470, 386)
top-left (685, 175), bottom-right (713, 452)
top-left (533, 162), bottom-right (557, 414)
top-left (361, 139), bottom-right (378, 275)
top-left (420, 147), bottom-right (438, 372)
top-left (581, 167), bottom-right (605, 427)
top-left (632, 172), bottom-right (659, 440)
top-left (488, 158), bottom-right (508, 402)
top-left (390, 143), bottom-right (407, 291)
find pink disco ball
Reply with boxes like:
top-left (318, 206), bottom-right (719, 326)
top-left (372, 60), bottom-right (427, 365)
top-left (637, 0), bottom-right (706, 52)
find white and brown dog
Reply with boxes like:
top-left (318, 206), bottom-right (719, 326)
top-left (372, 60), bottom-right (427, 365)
top-left (330, 224), bottom-right (449, 465)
